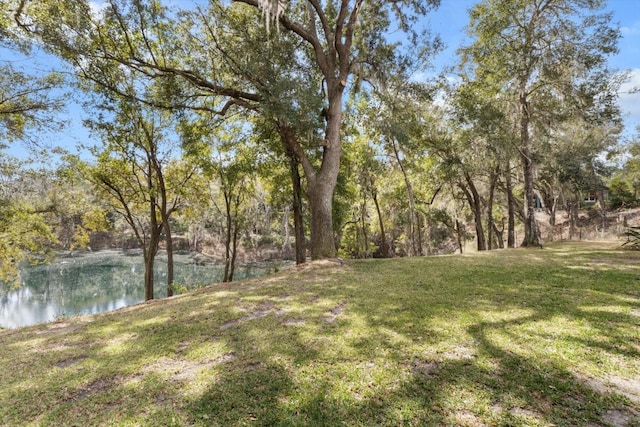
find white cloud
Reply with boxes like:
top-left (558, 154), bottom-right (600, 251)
top-left (88, 1), bottom-right (108, 20)
top-left (620, 21), bottom-right (640, 36)
top-left (618, 68), bottom-right (640, 132)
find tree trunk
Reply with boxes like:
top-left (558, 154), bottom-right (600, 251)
top-left (282, 205), bottom-right (292, 260)
top-left (279, 118), bottom-right (339, 260)
top-left (164, 222), bottom-right (174, 297)
top-left (487, 165), bottom-right (499, 250)
top-left (492, 221), bottom-right (504, 249)
top-left (547, 194), bottom-right (558, 242)
top-left (455, 218), bottom-right (464, 254)
top-left (307, 179), bottom-right (336, 259)
top-left (155, 168), bottom-right (174, 297)
top-left (597, 187), bottom-right (606, 235)
top-left (143, 215), bottom-right (161, 301)
top-left (222, 191), bottom-right (232, 283)
top-left (360, 198), bottom-right (368, 257)
top-left (391, 137), bottom-right (419, 256)
top-left (229, 216), bottom-right (239, 282)
top-left (288, 150), bottom-right (306, 264)
top-left (144, 250), bottom-right (155, 301)
top-left (520, 91), bottom-right (541, 247)
top-left (505, 160), bottom-right (516, 248)
top-left (460, 172), bottom-right (486, 251)
top-left (144, 159), bottom-right (161, 300)
top-left (371, 186), bottom-right (389, 257)
top-left (568, 200), bottom-right (579, 240)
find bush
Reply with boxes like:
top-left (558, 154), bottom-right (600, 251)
top-left (622, 226), bottom-right (640, 250)
top-left (608, 177), bottom-right (637, 209)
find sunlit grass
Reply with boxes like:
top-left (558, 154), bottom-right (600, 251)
top-left (0, 240), bottom-right (639, 426)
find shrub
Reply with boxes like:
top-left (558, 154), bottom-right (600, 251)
top-left (608, 177), bottom-right (637, 209)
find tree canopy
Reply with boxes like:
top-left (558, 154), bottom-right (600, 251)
top-left (0, 0), bottom-right (634, 289)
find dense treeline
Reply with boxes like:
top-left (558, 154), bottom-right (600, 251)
top-left (1, 0), bottom-right (638, 299)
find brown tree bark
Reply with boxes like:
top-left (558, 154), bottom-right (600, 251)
top-left (460, 172), bottom-right (486, 251)
top-left (505, 161), bottom-right (516, 248)
top-left (371, 185), bottom-right (389, 257)
top-left (390, 137), bottom-right (420, 256)
top-left (520, 89), bottom-right (541, 247)
top-left (288, 149), bottom-right (306, 264)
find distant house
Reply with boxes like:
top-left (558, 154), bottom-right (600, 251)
top-left (583, 188), bottom-right (609, 207)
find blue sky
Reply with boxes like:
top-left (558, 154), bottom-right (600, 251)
top-left (3, 0), bottom-right (640, 161)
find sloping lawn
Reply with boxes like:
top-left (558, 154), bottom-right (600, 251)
top-left (1, 241), bottom-right (639, 426)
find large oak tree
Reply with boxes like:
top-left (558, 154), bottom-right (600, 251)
top-left (12, 0), bottom-right (440, 259)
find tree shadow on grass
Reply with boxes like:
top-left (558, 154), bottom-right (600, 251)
top-left (175, 253), bottom-right (640, 426)
top-left (2, 249), bottom-right (640, 426)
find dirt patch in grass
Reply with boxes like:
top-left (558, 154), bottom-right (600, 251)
top-left (281, 318), bottom-right (306, 326)
top-left (142, 351), bottom-right (237, 382)
top-left (220, 303), bottom-right (275, 330)
top-left (602, 409), bottom-right (640, 427)
top-left (411, 359), bottom-right (438, 376)
top-left (55, 355), bottom-right (88, 368)
top-left (443, 345), bottom-right (477, 361)
top-left (324, 302), bottom-right (347, 323)
top-left (581, 375), bottom-right (640, 404)
top-left (35, 321), bottom-right (87, 336)
top-left (452, 409), bottom-right (486, 426)
top-left (67, 377), bottom-right (114, 401)
top-left (294, 259), bottom-right (346, 271)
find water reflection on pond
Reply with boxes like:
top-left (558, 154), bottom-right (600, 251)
top-left (0, 251), bottom-right (282, 329)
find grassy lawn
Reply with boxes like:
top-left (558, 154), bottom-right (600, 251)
top-left (1, 240), bottom-right (639, 426)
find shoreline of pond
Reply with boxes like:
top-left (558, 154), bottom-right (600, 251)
top-left (0, 250), bottom-right (292, 329)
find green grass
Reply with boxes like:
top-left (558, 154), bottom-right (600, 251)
top-left (1, 240), bottom-right (639, 426)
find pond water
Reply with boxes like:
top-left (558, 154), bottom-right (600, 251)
top-left (0, 251), bottom-right (282, 329)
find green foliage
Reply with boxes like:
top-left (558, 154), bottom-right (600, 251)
top-left (0, 63), bottom-right (65, 145)
top-left (617, 134), bottom-right (640, 197)
top-left (0, 202), bottom-right (58, 285)
top-left (608, 177), bottom-right (637, 209)
top-left (0, 155), bottom-right (60, 284)
top-left (622, 226), bottom-right (640, 250)
top-left (169, 282), bottom-right (189, 295)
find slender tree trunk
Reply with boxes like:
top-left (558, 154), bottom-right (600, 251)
top-left (568, 200), bottom-right (579, 240)
top-left (455, 218), bottom-right (464, 254)
top-left (460, 173), bottom-right (486, 251)
top-left (371, 186), bottom-right (389, 257)
top-left (360, 198), bottom-right (368, 257)
top-left (164, 223), bottom-right (174, 297)
top-left (520, 90), bottom-right (541, 247)
top-left (229, 215), bottom-right (239, 282)
top-left (597, 187), bottom-right (606, 234)
top-left (144, 158), bottom-right (161, 300)
top-left (144, 251), bottom-right (155, 301)
top-left (222, 191), bottom-right (232, 282)
top-left (505, 160), bottom-right (516, 248)
top-left (487, 165), bottom-right (499, 250)
top-left (391, 137), bottom-right (419, 256)
top-left (549, 195), bottom-right (558, 227)
top-left (492, 221), bottom-right (504, 249)
top-left (282, 205), bottom-right (292, 260)
top-left (547, 193), bottom-right (558, 242)
top-left (144, 215), bottom-right (161, 301)
top-left (154, 161), bottom-right (174, 298)
top-left (416, 212), bottom-right (424, 256)
top-left (287, 149), bottom-right (306, 264)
